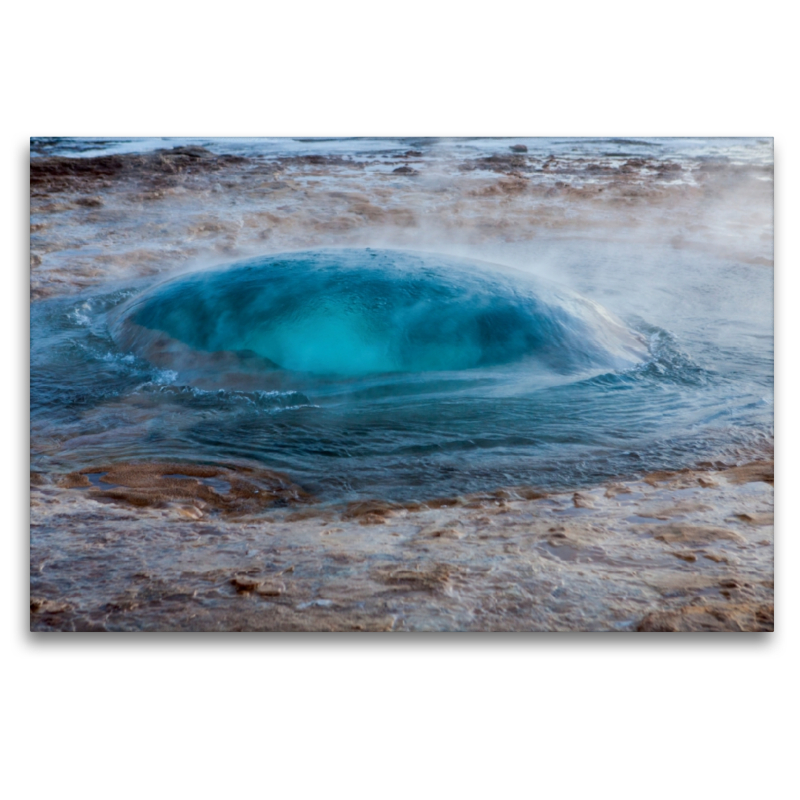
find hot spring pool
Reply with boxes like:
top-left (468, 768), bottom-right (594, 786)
top-left (30, 246), bottom-right (773, 502)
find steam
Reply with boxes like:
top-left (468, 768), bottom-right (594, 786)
top-left (30, 139), bottom-right (772, 344)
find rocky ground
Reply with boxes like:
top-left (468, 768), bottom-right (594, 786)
top-left (30, 143), bottom-right (773, 301)
top-left (30, 459), bottom-right (773, 631)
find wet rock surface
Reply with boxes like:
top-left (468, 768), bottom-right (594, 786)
top-left (30, 146), bottom-right (248, 195)
top-left (56, 461), bottom-right (310, 515)
top-left (30, 460), bottom-right (774, 631)
top-left (29, 142), bottom-right (773, 301)
top-left (637, 603), bottom-right (773, 632)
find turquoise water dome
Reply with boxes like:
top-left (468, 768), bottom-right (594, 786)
top-left (113, 249), bottom-right (648, 377)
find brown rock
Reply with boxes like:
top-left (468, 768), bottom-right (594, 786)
top-left (642, 469), bottom-right (684, 486)
top-left (637, 603), bottom-right (773, 632)
top-left (30, 598), bottom-right (70, 614)
top-left (256, 581), bottom-right (285, 597)
top-left (653, 524), bottom-right (746, 545)
top-left (58, 472), bottom-right (92, 488)
top-left (572, 492), bottom-right (594, 508)
top-left (733, 512), bottom-right (773, 526)
top-left (342, 499), bottom-right (401, 525)
top-left (418, 524), bottom-right (463, 540)
top-left (515, 487), bottom-right (548, 500)
top-left (231, 575), bottom-right (262, 592)
top-left (63, 461), bottom-right (310, 516)
top-left (719, 461), bottom-right (774, 485)
top-left (373, 563), bottom-right (452, 592)
top-left (30, 147), bottom-right (251, 196)
top-left (75, 196), bottom-right (103, 208)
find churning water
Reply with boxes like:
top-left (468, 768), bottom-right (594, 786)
top-left (114, 250), bottom-right (648, 376)
top-left (30, 243), bottom-right (773, 502)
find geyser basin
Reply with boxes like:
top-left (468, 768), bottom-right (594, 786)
top-left (32, 240), bottom-right (773, 503)
top-left (114, 249), bottom-right (648, 378)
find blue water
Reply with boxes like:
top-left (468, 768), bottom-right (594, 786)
top-left (30, 135), bottom-right (773, 167)
top-left (30, 244), bottom-right (773, 502)
top-left (115, 250), bottom-right (647, 377)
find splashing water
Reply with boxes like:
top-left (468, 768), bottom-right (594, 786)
top-left (112, 249), bottom-right (648, 380)
top-left (31, 246), bottom-right (772, 502)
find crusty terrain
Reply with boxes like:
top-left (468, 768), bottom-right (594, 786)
top-left (30, 460), bottom-right (773, 631)
top-left (30, 144), bottom-right (772, 300)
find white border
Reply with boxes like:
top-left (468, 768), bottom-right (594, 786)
top-left (4, 3), bottom-right (796, 799)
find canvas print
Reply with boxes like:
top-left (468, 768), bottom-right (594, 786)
top-left (29, 137), bottom-right (774, 631)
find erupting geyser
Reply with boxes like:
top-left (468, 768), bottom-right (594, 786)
top-left (113, 249), bottom-right (648, 378)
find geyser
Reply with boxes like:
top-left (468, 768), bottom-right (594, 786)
top-left (113, 249), bottom-right (648, 377)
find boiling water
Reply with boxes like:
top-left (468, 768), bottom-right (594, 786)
top-left (30, 242), bottom-right (772, 502)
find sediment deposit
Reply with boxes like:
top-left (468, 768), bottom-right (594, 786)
top-left (30, 459), bottom-right (773, 631)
